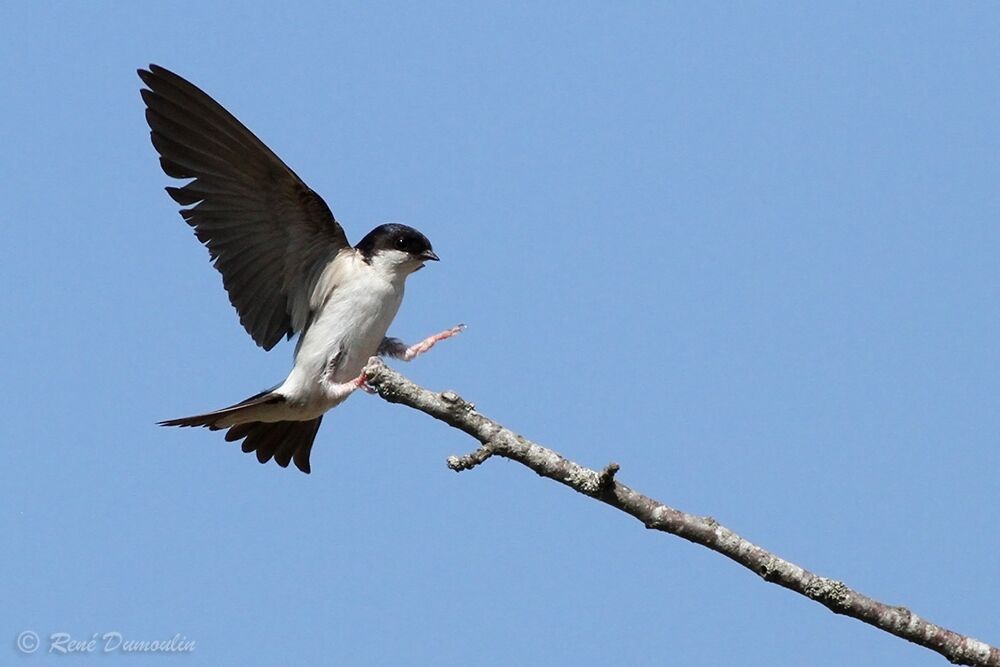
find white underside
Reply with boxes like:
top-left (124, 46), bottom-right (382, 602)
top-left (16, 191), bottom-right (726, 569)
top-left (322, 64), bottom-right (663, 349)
top-left (222, 250), bottom-right (415, 425)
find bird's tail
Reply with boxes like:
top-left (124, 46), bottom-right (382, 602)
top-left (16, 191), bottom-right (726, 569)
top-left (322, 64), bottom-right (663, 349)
top-left (158, 389), bottom-right (283, 430)
top-left (222, 417), bottom-right (323, 474)
top-left (159, 391), bottom-right (323, 474)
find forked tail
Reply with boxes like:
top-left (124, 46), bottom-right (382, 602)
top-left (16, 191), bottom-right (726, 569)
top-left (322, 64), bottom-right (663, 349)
top-left (159, 391), bottom-right (323, 473)
top-left (223, 418), bottom-right (323, 474)
top-left (158, 389), bottom-right (282, 429)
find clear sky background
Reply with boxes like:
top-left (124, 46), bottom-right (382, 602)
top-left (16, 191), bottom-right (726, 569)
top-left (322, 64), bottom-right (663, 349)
top-left (3, 2), bottom-right (999, 665)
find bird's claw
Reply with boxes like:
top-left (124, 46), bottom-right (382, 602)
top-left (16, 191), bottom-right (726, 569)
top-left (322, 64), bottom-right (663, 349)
top-left (355, 372), bottom-right (377, 394)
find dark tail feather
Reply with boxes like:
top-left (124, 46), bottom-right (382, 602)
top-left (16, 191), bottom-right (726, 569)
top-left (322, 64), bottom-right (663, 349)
top-left (226, 417), bottom-right (323, 474)
top-left (292, 423), bottom-right (319, 473)
top-left (158, 389), bottom-right (282, 430)
top-left (159, 390), bottom-right (322, 473)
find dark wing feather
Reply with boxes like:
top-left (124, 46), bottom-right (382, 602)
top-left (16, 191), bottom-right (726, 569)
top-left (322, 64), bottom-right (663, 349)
top-left (138, 64), bottom-right (350, 350)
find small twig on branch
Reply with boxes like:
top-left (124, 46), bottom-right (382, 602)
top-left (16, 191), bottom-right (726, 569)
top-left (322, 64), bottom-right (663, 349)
top-left (596, 462), bottom-right (620, 492)
top-left (446, 446), bottom-right (493, 471)
top-left (362, 358), bottom-right (1000, 667)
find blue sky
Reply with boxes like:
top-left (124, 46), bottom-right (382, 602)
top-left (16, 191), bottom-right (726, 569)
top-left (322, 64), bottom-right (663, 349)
top-left (3, 2), bottom-right (999, 665)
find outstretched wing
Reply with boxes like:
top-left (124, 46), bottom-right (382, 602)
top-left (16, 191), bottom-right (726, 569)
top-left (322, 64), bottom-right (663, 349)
top-left (138, 64), bottom-right (350, 350)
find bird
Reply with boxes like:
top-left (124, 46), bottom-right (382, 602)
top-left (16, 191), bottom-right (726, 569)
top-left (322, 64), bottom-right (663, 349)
top-left (138, 64), bottom-right (463, 474)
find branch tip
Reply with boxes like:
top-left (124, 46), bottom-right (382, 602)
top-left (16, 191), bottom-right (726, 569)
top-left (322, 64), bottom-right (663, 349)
top-left (362, 357), bottom-right (387, 385)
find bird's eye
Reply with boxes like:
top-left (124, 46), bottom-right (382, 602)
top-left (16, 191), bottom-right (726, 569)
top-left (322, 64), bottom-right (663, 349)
top-left (394, 237), bottom-right (408, 250)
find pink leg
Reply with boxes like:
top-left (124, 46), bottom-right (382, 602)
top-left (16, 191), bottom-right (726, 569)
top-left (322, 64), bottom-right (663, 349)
top-left (324, 372), bottom-right (374, 401)
top-left (404, 324), bottom-right (466, 361)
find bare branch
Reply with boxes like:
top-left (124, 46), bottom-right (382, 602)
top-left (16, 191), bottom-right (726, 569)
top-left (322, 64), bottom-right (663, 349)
top-left (362, 358), bottom-right (1000, 667)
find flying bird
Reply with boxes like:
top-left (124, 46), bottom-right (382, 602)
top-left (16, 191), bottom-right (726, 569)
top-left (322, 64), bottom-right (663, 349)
top-left (139, 64), bottom-right (463, 473)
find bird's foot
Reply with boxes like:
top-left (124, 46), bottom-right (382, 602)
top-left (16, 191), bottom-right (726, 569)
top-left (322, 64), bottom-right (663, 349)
top-left (404, 324), bottom-right (466, 361)
top-left (355, 370), bottom-right (377, 394)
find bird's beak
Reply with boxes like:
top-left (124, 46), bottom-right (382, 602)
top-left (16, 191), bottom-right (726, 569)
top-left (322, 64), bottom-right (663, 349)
top-left (420, 249), bottom-right (440, 262)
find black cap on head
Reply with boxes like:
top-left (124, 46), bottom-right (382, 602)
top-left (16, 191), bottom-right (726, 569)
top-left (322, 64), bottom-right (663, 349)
top-left (355, 223), bottom-right (437, 262)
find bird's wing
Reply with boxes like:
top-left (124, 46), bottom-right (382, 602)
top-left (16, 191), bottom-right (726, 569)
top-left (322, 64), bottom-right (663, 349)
top-left (138, 64), bottom-right (350, 350)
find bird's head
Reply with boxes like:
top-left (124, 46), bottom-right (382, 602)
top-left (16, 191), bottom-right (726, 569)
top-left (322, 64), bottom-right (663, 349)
top-left (355, 223), bottom-right (439, 277)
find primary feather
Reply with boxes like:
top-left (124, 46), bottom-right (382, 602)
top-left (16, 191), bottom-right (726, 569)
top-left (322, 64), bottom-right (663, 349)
top-left (138, 64), bottom-right (350, 350)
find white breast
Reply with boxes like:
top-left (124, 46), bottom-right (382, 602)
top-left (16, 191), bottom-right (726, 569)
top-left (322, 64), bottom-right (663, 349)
top-left (276, 253), bottom-right (405, 411)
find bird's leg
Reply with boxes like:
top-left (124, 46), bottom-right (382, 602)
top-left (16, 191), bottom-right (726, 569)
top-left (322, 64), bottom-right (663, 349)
top-left (323, 372), bottom-right (375, 401)
top-left (401, 324), bottom-right (466, 360)
top-left (378, 324), bottom-right (466, 362)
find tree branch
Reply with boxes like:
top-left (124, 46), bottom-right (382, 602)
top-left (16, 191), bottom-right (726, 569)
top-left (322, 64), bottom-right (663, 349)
top-left (362, 358), bottom-right (999, 666)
